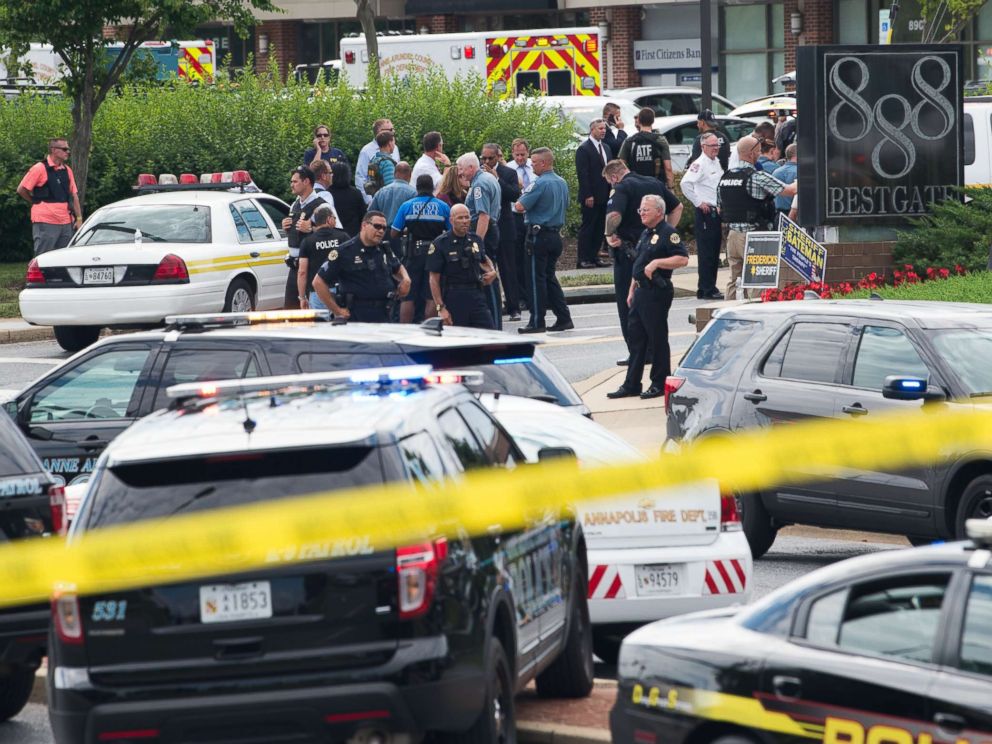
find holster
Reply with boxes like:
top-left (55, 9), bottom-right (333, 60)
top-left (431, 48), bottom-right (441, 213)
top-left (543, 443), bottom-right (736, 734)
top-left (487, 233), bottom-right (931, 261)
top-left (620, 240), bottom-right (637, 263)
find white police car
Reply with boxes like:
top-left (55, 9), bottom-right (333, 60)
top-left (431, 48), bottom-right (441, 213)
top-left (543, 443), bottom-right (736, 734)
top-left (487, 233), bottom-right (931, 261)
top-left (19, 172), bottom-right (292, 352)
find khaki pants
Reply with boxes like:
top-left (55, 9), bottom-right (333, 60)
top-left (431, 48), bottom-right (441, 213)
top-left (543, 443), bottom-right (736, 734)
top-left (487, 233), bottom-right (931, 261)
top-left (726, 230), bottom-right (747, 300)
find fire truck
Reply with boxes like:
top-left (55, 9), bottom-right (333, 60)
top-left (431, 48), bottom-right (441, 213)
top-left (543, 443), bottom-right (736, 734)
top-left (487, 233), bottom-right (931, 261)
top-left (339, 27), bottom-right (601, 98)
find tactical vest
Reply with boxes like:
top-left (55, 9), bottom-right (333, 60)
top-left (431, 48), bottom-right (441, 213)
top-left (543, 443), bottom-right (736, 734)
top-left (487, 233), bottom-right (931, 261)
top-left (718, 167), bottom-right (776, 228)
top-left (288, 197), bottom-right (322, 252)
top-left (624, 133), bottom-right (664, 179)
top-left (31, 162), bottom-right (71, 205)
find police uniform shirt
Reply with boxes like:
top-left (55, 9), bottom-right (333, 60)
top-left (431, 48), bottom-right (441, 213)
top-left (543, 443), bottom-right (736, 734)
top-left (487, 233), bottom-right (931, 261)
top-left (317, 236), bottom-right (400, 300)
top-left (517, 171), bottom-right (568, 227)
top-left (679, 154), bottom-right (724, 208)
top-left (392, 195), bottom-right (452, 241)
top-left (466, 170), bottom-right (502, 228)
top-left (632, 223), bottom-right (689, 284)
top-left (607, 174), bottom-right (681, 244)
top-left (300, 226), bottom-right (350, 294)
top-left (426, 231), bottom-right (488, 285)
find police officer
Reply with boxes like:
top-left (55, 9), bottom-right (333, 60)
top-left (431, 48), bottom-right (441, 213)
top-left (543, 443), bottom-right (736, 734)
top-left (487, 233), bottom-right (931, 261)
top-left (603, 160), bottom-right (682, 366)
top-left (297, 205), bottom-right (349, 310)
top-left (428, 204), bottom-right (498, 329)
top-left (281, 166), bottom-right (322, 309)
top-left (679, 132), bottom-right (726, 300)
top-left (313, 211), bottom-right (411, 323)
top-left (391, 175), bottom-right (452, 323)
top-left (458, 152), bottom-right (504, 330)
top-left (607, 195), bottom-right (689, 400)
top-left (514, 148), bottom-right (573, 334)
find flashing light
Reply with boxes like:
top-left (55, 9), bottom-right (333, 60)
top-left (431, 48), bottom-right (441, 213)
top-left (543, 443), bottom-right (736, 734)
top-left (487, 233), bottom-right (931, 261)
top-left (158, 174), bottom-right (178, 185)
top-left (179, 173), bottom-right (198, 184)
top-left (464, 45), bottom-right (475, 59)
top-left (450, 45), bottom-right (462, 60)
top-left (536, 37), bottom-right (549, 46)
top-left (221, 171), bottom-right (233, 182)
top-left (49, 485), bottom-right (66, 535)
top-left (232, 170), bottom-right (251, 184)
top-left (493, 357), bottom-right (532, 365)
top-left (165, 309), bottom-right (331, 331)
top-left (210, 173), bottom-right (223, 183)
top-left (136, 174), bottom-right (157, 187)
top-left (488, 44), bottom-right (505, 58)
top-left (720, 492), bottom-right (742, 532)
top-left (585, 40), bottom-right (598, 53)
top-left (898, 379), bottom-right (924, 390)
top-left (199, 174), bottom-right (213, 184)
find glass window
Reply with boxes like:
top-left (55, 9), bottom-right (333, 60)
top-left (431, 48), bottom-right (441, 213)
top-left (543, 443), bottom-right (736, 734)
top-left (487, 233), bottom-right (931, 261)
top-left (762, 327), bottom-right (792, 378)
top-left (153, 349), bottom-right (259, 410)
top-left (233, 201), bottom-right (275, 242)
top-left (399, 431), bottom-right (447, 485)
top-left (724, 5), bottom-right (768, 50)
top-left (771, 3), bottom-right (784, 48)
top-left (75, 205), bottom-right (211, 245)
top-left (711, 98), bottom-right (735, 116)
top-left (926, 328), bottom-right (992, 396)
top-left (838, 0), bottom-right (869, 44)
top-left (457, 401), bottom-right (518, 467)
top-left (664, 123), bottom-right (699, 146)
top-left (437, 408), bottom-right (488, 471)
top-left (778, 323), bottom-right (850, 383)
top-left (723, 120), bottom-right (758, 142)
top-left (230, 205), bottom-right (252, 242)
top-left (852, 326), bottom-right (929, 390)
top-left (805, 588), bottom-right (847, 646)
top-left (257, 199), bottom-right (290, 239)
top-left (28, 348), bottom-right (151, 423)
top-left (964, 113), bottom-right (976, 166)
top-left (979, 2), bottom-right (992, 39)
top-left (682, 318), bottom-right (763, 371)
top-left (0, 417), bottom-right (43, 477)
top-left (724, 53), bottom-right (769, 105)
top-left (959, 574), bottom-right (992, 677)
top-left (297, 353), bottom-right (395, 373)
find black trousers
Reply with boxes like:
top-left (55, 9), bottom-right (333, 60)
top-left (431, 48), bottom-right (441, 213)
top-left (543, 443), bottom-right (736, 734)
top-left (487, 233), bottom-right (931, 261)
top-left (623, 284), bottom-right (674, 392)
top-left (514, 213), bottom-right (529, 309)
top-left (496, 212), bottom-right (519, 314)
top-left (524, 228), bottom-right (571, 330)
top-left (284, 264), bottom-right (298, 309)
top-left (612, 248), bottom-right (634, 350)
top-left (482, 222), bottom-right (502, 331)
top-left (349, 299), bottom-right (390, 323)
top-left (695, 207), bottom-right (722, 297)
top-left (444, 286), bottom-right (495, 329)
top-left (577, 203), bottom-right (606, 265)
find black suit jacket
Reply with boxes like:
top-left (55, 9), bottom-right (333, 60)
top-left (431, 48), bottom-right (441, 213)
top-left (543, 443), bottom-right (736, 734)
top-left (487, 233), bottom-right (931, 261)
top-left (494, 162), bottom-right (521, 230)
top-left (603, 128), bottom-right (627, 156)
top-left (575, 138), bottom-right (612, 205)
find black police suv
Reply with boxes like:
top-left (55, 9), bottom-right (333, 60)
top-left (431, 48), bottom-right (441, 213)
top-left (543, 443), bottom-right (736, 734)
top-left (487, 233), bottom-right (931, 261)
top-left (4, 311), bottom-right (586, 487)
top-left (49, 368), bottom-right (594, 744)
top-left (611, 521), bottom-right (992, 744)
top-left (0, 411), bottom-right (62, 722)
top-left (667, 300), bottom-right (992, 557)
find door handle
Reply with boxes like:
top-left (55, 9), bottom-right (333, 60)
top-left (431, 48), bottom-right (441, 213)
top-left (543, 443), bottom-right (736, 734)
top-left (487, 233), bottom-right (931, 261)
top-left (772, 675), bottom-right (802, 700)
top-left (842, 404), bottom-right (868, 416)
top-left (249, 251), bottom-right (260, 258)
top-left (743, 390), bottom-right (767, 403)
top-left (78, 439), bottom-right (110, 450)
top-left (933, 713), bottom-right (966, 734)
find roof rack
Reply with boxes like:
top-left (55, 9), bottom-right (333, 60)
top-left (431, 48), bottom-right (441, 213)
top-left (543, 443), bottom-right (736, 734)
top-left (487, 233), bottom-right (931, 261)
top-left (966, 518), bottom-right (992, 549)
top-left (165, 309), bottom-right (332, 331)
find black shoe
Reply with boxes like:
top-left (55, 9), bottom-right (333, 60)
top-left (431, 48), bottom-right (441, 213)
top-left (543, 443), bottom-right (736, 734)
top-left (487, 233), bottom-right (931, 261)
top-left (508, 312), bottom-right (521, 322)
top-left (696, 291), bottom-right (704, 299)
top-left (617, 357), bottom-right (630, 367)
top-left (640, 386), bottom-right (664, 399)
top-left (548, 320), bottom-right (574, 332)
top-left (594, 259), bottom-right (612, 268)
top-left (606, 386), bottom-right (641, 399)
top-left (577, 261), bottom-right (597, 269)
top-left (518, 325), bottom-right (546, 334)
top-left (704, 291), bottom-right (726, 300)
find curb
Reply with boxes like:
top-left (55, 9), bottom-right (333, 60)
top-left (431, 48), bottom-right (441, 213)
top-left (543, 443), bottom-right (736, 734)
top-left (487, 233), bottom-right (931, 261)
top-left (519, 721), bottom-right (612, 744)
top-left (0, 326), bottom-right (55, 345)
top-left (563, 284), bottom-right (695, 304)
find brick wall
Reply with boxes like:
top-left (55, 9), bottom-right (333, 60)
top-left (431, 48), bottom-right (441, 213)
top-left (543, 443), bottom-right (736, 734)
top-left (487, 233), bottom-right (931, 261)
top-left (414, 15), bottom-right (459, 34)
top-left (784, 0), bottom-right (834, 73)
top-left (256, 20), bottom-right (299, 80)
top-left (588, 7), bottom-right (640, 90)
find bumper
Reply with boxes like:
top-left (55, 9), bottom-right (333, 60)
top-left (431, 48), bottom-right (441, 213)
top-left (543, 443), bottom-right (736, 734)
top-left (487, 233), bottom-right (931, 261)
top-left (19, 284), bottom-right (223, 326)
top-left (587, 534), bottom-right (752, 624)
top-left (610, 697), bottom-right (695, 744)
top-left (0, 603), bottom-right (48, 665)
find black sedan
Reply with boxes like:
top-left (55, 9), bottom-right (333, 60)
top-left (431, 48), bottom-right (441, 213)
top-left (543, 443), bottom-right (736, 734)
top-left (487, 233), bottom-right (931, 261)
top-left (610, 521), bottom-right (992, 744)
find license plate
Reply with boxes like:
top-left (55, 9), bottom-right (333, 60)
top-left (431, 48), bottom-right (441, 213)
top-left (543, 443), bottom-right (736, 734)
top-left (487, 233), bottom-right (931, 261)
top-left (83, 267), bottom-right (114, 285)
top-left (634, 564), bottom-right (685, 596)
top-left (199, 581), bottom-right (272, 624)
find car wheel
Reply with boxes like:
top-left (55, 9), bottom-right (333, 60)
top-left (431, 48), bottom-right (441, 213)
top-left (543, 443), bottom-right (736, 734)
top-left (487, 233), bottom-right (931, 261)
top-left (592, 628), bottom-right (622, 666)
top-left (442, 639), bottom-right (516, 744)
top-left (223, 277), bottom-right (255, 313)
top-left (956, 475), bottom-right (992, 538)
top-left (0, 665), bottom-right (36, 722)
top-left (906, 535), bottom-right (933, 547)
top-left (535, 570), bottom-right (594, 699)
top-left (737, 492), bottom-right (777, 559)
top-left (52, 325), bottom-right (101, 352)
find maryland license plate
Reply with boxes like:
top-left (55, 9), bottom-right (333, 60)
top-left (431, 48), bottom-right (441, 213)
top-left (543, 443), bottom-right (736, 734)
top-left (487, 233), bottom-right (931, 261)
top-left (83, 267), bottom-right (114, 285)
top-left (634, 564), bottom-right (685, 596)
top-left (199, 581), bottom-right (272, 623)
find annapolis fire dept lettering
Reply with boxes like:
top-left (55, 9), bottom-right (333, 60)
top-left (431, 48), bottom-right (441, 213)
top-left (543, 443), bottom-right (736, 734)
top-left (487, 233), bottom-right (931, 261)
top-left (584, 508), bottom-right (679, 526)
top-left (266, 536), bottom-right (375, 563)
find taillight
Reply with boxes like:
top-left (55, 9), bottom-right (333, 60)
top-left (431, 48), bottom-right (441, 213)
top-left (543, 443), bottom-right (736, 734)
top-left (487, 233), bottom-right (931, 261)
top-left (49, 484), bottom-right (66, 535)
top-left (25, 258), bottom-right (45, 284)
top-left (720, 492), bottom-right (742, 532)
top-left (152, 254), bottom-right (189, 283)
top-left (53, 591), bottom-right (83, 644)
top-left (663, 376), bottom-right (685, 414)
top-left (396, 537), bottom-right (446, 620)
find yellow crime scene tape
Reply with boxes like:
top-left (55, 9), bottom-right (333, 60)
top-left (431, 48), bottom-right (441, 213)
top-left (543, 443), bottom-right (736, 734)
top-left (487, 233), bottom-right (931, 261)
top-left (0, 404), bottom-right (989, 607)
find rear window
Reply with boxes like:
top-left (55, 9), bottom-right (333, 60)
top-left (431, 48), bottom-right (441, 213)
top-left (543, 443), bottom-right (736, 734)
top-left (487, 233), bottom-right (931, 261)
top-left (0, 416), bottom-right (42, 478)
top-left (75, 205), bottom-right (211, 245)
top-left (680, 318), bottom-right (763, 371)
top-left (82, 446), bottom-right (383, 530)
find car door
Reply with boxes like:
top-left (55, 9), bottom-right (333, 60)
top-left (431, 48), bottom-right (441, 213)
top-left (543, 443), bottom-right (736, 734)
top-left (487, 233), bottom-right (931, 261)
top-left (760, 569), bottom-right (953, 737)
top-left (832, 321), bottom-right (937, 534)
top-left (18, 342), bottom-right (159, 486)
top-left (146, 342), bottom-right (267, 412)
top-left (231, 199), bottom-right (287, 309)
top-left (928, 569), bottom-right (992, 739)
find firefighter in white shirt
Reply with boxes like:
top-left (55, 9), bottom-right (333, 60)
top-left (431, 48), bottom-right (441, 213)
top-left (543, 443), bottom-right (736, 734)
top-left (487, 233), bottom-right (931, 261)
top-left (679, 132), bottom-right (725, 300)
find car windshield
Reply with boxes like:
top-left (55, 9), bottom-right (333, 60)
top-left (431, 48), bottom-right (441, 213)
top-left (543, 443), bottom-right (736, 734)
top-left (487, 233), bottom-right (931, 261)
top-left (74, 205), bottom-right (211, 245)
top-left (926, 328), bottom-right (992, 396)
top-left (560, 101), bottom-right (642, 135)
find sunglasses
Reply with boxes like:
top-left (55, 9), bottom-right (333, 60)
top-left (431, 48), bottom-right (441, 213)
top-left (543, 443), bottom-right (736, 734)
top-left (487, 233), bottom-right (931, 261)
top-left (53, 146), bottom-right (70, 151)
top-left (370, 223), bottom-right (388, 231)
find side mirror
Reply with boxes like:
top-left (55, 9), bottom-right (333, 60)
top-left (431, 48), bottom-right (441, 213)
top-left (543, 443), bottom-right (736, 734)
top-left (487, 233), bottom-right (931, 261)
top-left (2, 400), bottom-right (17, 419)
top-left (28, 426), bottom-right (54, 441)
top-left (537, 446), bottom-right (576, 462)
top-left (882, 375), bottom-right (945, 402)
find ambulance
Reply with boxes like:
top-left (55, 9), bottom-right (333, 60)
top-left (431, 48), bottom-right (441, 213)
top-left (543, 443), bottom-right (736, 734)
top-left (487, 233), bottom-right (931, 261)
top-left (339, 26), bottom-right (601, 98)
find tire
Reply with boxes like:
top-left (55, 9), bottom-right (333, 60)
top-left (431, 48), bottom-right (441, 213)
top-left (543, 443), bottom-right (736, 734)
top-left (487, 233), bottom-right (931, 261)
top-left (53, 325), bottom-right (101, 352)
top-left (955, 475), bottom-right (992, 539)
top-left (0, 665), bottom-right (36, 722)
top-left (223, 277), bottom-right (255, 313)
top-left (442, 639), bottom-right (516, 744)
top-left (592, 628), bottom-right (622, 666)
top-left (906, 535), bottom-right (933, 547)
top-left (737, 492), bottom-right (777, 559)
top-left (535, 571), bottom-right (594, 699)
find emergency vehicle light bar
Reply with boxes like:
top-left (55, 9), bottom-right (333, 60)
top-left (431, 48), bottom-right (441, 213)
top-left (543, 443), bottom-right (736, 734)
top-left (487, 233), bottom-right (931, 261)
top-left (134, 170), bottom-right (256, 193)
top-left (165, 309), bottom-right (332, 330)
top-left (966, 518), bottom-right (992, 549)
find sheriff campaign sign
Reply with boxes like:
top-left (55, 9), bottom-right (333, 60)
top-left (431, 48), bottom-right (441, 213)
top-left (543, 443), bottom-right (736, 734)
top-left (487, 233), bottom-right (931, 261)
top-left (779, 214), bottom-right (827, 283)
top-left (796, 44), bottom-right (963, 226)
top-left (741, 232), bottom-right (782, 290)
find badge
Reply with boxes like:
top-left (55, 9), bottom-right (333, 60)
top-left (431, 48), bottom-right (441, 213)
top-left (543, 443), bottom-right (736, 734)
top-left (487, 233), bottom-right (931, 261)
top-left (473, 186), bottom-right (482, 200)
top-left (354, 255), bottom-right (362, 264)
top-left (329, 250), bottom-right (338, 261)
top-left (428, 244), bottom-right (435, 255)
top-left (670, 233), bottom-right (681, 244)
top-left (689, 163), bottom-right (700, 173)
top-left (472, 242), bottom-right (480, 253)
top-left (609, 188), bottom-right (615, 197)
top-left (651, 234), bottom-right (659, 245)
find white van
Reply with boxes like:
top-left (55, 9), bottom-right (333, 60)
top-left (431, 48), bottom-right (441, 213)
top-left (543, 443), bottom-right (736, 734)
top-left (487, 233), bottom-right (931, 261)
top-left (964, 97), bottom-right (992, 186)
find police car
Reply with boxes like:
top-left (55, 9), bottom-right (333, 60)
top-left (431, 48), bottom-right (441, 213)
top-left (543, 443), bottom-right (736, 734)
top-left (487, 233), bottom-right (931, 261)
top-left (482, 394), bottom-right (751, 663)
top-left (19, 171), bottom-right (293, 352)
top-left (49, 366), bottom-right (593, 744)
top-left (610, 521), bottom-right (992, 744)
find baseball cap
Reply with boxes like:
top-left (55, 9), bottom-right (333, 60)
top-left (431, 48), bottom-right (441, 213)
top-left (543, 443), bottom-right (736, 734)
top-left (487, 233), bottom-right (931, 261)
top-left (697, 109), bottom-right (716, 122)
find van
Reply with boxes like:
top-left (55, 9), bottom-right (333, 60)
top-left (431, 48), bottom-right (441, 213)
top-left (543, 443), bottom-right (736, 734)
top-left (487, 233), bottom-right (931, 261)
top-left (963, 97), bottom-right (992, 185)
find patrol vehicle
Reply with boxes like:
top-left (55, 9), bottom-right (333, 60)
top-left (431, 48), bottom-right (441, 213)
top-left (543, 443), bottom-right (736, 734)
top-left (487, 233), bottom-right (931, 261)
top-left (48, 366), bottom-right (594, 744)
top-left (19, 171), bottom-right (292, 352)
top-left (0, 410), bottom-right (62, 723)
top-left (3, 310), bottom-right (586, 487)
top-left (611, 520), bottom-right (992, 744)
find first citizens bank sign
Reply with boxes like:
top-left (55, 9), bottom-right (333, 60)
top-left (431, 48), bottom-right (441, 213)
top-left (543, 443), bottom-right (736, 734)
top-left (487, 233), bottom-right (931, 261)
top-left (796, 45), bottom-right (963, 225)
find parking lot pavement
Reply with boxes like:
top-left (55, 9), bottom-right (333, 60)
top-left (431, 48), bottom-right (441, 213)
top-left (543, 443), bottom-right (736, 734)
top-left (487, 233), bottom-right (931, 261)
top-left (517, 679), bottom-right (616, 744)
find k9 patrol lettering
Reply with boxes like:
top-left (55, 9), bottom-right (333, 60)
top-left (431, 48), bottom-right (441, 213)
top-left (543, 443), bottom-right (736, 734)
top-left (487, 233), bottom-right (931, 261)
top-left (0, 477), bottom-right (42, 497)
top-left (265, 536), bottom-right (375, 563)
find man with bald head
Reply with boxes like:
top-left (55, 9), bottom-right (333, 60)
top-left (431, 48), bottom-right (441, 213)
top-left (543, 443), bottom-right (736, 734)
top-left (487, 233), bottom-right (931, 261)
top-left (717, 135), bottom-right (797, 299)
top-left (369, 160), bottom-right (416, 227)
top-left (427, 203), bottom-right (498, 329)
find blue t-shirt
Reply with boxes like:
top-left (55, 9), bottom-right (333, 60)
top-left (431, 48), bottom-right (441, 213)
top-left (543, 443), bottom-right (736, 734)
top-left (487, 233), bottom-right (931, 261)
top-left (392, 195), bottom-right (452, 234)
top-left (517, 171), bottom-right (569, 227)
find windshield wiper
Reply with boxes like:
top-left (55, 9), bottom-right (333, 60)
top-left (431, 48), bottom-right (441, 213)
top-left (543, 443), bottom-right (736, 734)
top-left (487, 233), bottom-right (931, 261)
top-left (969, 392), bottom-right (992, 398)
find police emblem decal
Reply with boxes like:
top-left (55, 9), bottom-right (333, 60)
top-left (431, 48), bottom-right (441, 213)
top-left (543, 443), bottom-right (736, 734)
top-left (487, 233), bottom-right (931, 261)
top-left (329, 250), bottom-right (339, 261)
top-left (670, 233), bottom-right (681, 244)
top-left (428, 244), bottom-right (435, 254)
top-left (651, 234), bottom-right (659, 245)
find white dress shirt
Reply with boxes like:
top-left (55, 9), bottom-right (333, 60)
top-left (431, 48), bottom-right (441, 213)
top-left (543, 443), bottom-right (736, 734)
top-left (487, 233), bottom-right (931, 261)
top-left (586, 136), bottom-right (608, 165)
top-left (679, 153), bottom-right (724, 208)
top-left (411, 154), bottom-right (443, 188)
top-left (507, 159), bottom-right (534, 190)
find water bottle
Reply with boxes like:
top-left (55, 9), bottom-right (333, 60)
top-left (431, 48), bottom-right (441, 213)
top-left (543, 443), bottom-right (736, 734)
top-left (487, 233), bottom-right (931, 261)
top-left (134, 229), bottom-right (142, 245)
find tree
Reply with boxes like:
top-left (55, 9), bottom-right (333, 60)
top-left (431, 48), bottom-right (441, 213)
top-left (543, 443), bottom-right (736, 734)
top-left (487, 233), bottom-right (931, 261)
top-left (353, 0), bottom-right (380, 87)
top-left (0, 0), bottom-right (277, 207)
top-left (919, 0), bottom-right (988, 42)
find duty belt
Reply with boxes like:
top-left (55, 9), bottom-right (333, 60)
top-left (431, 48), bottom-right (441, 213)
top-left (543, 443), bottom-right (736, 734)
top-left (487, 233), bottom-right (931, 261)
top-left (528, 224), bottom-right (561, 233)
top-left (407, 240), bottom-right (431, 258)
top-left (446, 281), bottom-right (482, 290)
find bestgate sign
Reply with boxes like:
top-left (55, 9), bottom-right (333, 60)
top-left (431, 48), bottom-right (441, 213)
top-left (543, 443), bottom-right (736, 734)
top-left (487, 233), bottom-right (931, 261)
top-left (796, 45), bottom-right (963, 226)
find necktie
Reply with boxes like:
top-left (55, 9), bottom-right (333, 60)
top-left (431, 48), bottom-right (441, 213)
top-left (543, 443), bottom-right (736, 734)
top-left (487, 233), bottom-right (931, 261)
top-left (521, 167), bottom-right (530, 188)
top-left (598, 142), bottom-right (606, 165)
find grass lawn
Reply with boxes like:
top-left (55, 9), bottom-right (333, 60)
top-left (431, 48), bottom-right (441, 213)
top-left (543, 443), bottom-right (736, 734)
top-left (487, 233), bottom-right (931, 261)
top-left (0, 263), bottom-right (25, 319)
top-left (559, 272), bottom-right (612, 288)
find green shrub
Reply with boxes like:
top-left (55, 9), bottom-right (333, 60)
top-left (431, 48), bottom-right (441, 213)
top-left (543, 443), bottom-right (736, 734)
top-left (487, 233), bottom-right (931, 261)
top-left (892, 188), bottom-right (992, 273)
top-left (845, 271), bottom-right (992, 303)
top-left (0, 68), bottom-right (576, 261)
